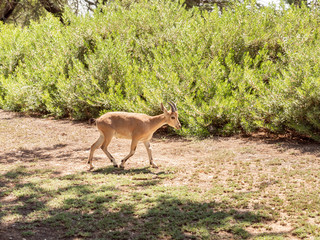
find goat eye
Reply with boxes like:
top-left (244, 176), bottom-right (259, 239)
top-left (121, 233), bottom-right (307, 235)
top-left (171, 116), bottom-right (175, 120)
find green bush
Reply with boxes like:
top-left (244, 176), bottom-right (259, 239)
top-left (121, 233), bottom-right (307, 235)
top-left (1, 1), bottom-right (320, 140)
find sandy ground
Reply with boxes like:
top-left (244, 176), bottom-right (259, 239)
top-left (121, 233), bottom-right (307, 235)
top-left (1, 109), bottom-right (318, 174)
top-left (1, 109), bottom-right (320, 239)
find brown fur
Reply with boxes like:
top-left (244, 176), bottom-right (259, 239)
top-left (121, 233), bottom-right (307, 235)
top-left (87, 103), bottom-right (181, 169)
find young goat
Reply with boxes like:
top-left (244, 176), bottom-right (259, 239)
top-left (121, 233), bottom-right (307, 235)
top-left (88, 102), bottom-right (181, 170)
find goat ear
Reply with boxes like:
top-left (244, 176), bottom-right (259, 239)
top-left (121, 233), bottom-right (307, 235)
top-left (161, 103), bottom-right (168, 113)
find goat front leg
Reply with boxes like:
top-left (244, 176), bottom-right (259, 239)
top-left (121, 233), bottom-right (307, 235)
top-left (119, 139), bottom-right (138, 169)
top-left (144, 141), bottom-right (158, 168)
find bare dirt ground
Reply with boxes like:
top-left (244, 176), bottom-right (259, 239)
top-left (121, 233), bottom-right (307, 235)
top-left (1, 110), bottom-right (318, 176)
top-left (1, 109), bottom-right (320, 239)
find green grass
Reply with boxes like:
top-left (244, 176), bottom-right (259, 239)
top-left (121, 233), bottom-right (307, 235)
top-left (1, 158), bottom-right (320, 239)
top-left (0, 165), bottom-right (261, 239)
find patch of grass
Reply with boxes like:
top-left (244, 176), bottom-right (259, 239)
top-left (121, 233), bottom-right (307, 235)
top-left (267, 158), bottom-right (283, 166)
top-left (4, 166), bottom-right (29, 179)
top-left (253, 234), bottom-right (286, 240)
top-left (0, 163), bottom-right (279, 239)
top-left (21, 230), bottom-right (35, 237)
top-left (292, 223), bottom-right (320, 239)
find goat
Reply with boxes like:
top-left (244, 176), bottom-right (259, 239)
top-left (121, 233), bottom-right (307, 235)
top-left (87, 102), bottom-right (181, 170)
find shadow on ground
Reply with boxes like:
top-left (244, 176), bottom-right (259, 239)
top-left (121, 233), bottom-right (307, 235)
top-left (0, 166), bottom-right (290, 240)
top-left (0, 144), bottom-right (71, 164)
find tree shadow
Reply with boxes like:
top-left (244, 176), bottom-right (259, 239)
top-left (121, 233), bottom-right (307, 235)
top-left (0, 144), bottom-right (70, 164)
top-left (241, 132), bottom-right (320, 157)
top-left (0, 167), bottom-right (279, 240)
top-left (0, 193), bottom-right (273, 240)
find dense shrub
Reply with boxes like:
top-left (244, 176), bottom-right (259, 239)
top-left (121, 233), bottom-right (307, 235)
top-left (1, 1), bottom-right (320, 139)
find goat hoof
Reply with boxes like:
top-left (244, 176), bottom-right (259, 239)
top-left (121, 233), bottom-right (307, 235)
top-left (113, 164), bottom-right (119, 168)
top-left (151, 163), bottom-right (158, 168)
top-left (89, 165), bottom-right (95, 171)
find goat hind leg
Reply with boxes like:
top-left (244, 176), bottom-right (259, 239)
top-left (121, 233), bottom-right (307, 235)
top-left (88, 132), bottom-right (105, 170)
top-left (101, 133), bottom-right (118, 168)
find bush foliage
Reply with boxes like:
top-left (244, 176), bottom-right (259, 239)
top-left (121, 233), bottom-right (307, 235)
top-left (1, 0), bottom-right (320, 139)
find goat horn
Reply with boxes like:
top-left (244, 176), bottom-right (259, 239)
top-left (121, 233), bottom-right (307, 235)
top-left (168, 102), bottom-right (176, 112)
top-left (171, 101), bottom-right (178, 111)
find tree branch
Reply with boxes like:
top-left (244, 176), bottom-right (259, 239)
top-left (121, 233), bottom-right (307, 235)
top-left (39, 0), bottom-right (64, 23)
top-left (0, 0), bottom-right (21, 23)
